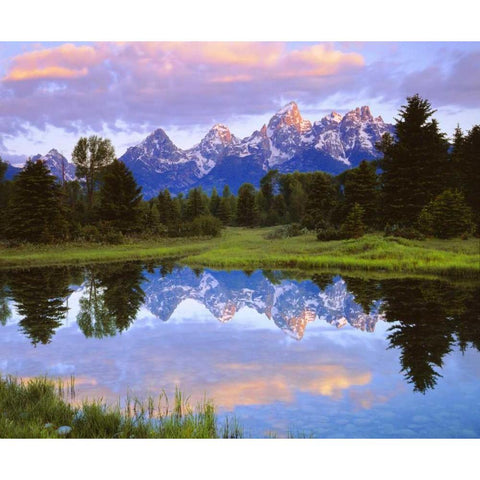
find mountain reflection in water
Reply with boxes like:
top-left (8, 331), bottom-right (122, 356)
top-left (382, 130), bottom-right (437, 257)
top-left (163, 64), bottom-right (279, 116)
top-left (0, 263), bottom-right (479, 437)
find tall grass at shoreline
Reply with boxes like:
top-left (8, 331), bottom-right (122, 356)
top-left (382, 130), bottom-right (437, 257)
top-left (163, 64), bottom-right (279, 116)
top-left (0, 376), bottom-right (242, 439)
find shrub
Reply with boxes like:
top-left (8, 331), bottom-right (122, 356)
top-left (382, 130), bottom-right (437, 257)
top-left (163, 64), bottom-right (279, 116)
top-left (316, 227), bottom-right (344, 241)
top-left (265, 223), bottom-right (306, 240)
top-left (183, 215), bottom-right (223, 237)
top-left (384, 225), bottom-right (425, 240)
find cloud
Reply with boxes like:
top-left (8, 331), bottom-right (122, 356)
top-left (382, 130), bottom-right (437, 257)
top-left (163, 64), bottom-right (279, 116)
top-left (0, 42), bottom-right (366, 137)
top-left (400, 50), bottom-right (480, 108)
top-left (3, 43), bottom-right (100, 82)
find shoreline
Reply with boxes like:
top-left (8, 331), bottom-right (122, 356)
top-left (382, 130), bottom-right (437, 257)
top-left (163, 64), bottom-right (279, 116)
top-left (0, 227), bottom-right (478, 277)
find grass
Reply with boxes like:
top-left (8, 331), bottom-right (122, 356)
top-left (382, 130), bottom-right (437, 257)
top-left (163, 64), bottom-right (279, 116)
top-left (0, 375), bottom-right (242, 439)
top-left (0, 227), bottom-right (479, 276)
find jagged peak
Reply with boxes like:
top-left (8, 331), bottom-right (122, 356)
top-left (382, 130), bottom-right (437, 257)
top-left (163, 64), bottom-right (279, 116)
top-left (344, 106), bottom-right (374, 122)
top-left (269, 101), bottom-right (311, 134)
top-left (275, 101), bottom-right (299, 116)
top-left (202, 123), bottom-right (234, 145)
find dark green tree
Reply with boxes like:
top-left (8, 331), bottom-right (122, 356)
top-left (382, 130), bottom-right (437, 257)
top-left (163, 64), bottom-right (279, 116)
top-left (418, 189), bottom-right (475, 238)
top-left (341, 203), bottom-right (365, 238)
top-left (6, 159), bottom-right (68, 243)
top-left (72, 136), bottom-right (116, 210)
top-left (157, 189), bottom-right (178, 227)
top-left (217, 185), bottom-right (234, 225)
top-left (236, 183), bottom-right (259, 227)
top-left (344, 160), bottom-right (379, 228)
top-left (209, 187), bottom-right (221, 218)
top-left (379, 94), bottom-right (450, 227)
top-left (304, 172), bottom-right (338, 229)
top-left (0, 157), bottom-right (12, 238)
top-left (461, 125), bottom-right (480, 228)
top-left (185, 187), bottom-right (208, 221)
top-left (98, 159), bottom-right (143, 233)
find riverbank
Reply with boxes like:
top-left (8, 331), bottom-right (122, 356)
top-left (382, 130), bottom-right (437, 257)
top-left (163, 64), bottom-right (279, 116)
top-left (0, 227), bottom-right (478, 276)
top-left (0, 376), bottom-right (241, 439)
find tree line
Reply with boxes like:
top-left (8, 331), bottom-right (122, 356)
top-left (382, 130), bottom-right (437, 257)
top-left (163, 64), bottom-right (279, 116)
top-left (0, 94), bottom-right (478, 244)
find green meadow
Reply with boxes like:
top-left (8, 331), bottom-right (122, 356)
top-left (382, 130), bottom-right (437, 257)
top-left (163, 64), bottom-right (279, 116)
top-left (0, 227), bottom-right (478, 276)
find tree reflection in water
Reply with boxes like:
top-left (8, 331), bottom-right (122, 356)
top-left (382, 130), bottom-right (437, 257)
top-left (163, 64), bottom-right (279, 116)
top-left (77, 262), bottom-right (145, 338)
top-left (8, 267), bottom-right (71, 346)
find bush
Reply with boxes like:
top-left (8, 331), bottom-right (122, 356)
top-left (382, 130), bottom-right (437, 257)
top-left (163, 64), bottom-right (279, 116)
top-left (316, 227), bottom-right (344, 241)
top-left (265, 223), bottom-right (306, 240)
top-left (79, 225), bottom-right (102, 242)
top-left (384, 225), bottom-right (425, 240)
top-left (418, 190), bottom-right (475, 239)
top-left (183, 215), bottom-right (223, 237)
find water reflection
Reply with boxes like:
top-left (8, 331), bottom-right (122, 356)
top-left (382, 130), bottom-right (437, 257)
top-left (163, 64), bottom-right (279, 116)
top-left (77, 263), bottom-right (145, 338)
top-left (0, 264), bottom-right (479, 397)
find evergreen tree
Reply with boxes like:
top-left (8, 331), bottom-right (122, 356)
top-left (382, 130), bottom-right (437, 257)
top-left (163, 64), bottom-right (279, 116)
top-left (0, 157), bottom-right (12, 238)
top-left (217, 185), bottom-right (234, 225)
top-left (341, 203), bottom-right (365, 238)
top-left (98, 159), bottom-right (143, 233)
top-left (344, 160), bottom-right (379, 228)
top-left (449, 125), bottom-right (465, 191)
top-left (158, 188), bottom-right (180, 227)
top-left (185, 187), bottom-right (208, 221)
top-left (304, 171), bottom-right (338, 228)
top-left (418, 190), bottom-right (475, 238)
top-left (7, 159), bottom-right (68, 242)
top-left (72, 136), bottom-right (116, 211)
top-left (236, 183), bottom-right (259, 227)
top-left (379, 94), bottom-right (450, 227)
top-left (209, 187), bottom-right (221, 217)
top-left (461, 125), bottom-right (480, 228)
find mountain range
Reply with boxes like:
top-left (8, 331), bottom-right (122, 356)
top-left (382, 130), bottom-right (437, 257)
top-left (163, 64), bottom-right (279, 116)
top-left (3, 102), bottom-right (394, 198)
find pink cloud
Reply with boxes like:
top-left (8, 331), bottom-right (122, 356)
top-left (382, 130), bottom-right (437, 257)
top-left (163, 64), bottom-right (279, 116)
top-left (3, 43), bottom-right (101, 82)
top-left (0, 42), bottom-right (368, 137)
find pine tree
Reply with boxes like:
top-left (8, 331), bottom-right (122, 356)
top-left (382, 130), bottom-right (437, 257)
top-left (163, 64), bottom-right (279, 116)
top-left (380, 94), bottom-right (450, 227)
top-left (344, 160), bottom-right (379, 228)
top-left (341, 203), bottom-right (365, 238)
top-left (304, 171), bottom-right (338, 228)
top-left (185, 187), bottom-right (208, 221)
top-left (209, 187), bottom-right (221, 217)
top-left (217, 185), bottom-right (233, 225)
top-left (158, 189), bottom-right (179, 227)
top-left (72, 136), bottom-right (116, 211)
top-left (7, 159), bottom-right (68, 242)
top-left (461, 125), bottom-right (480, 228)
top-left (236, 183), bottom-right (259, 227)
top-left (98, 159), bottom-right (143, 233)
top-left (0, 157), bottom-right (12, 238)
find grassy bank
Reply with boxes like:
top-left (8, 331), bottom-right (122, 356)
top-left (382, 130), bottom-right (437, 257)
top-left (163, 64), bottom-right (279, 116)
top-left (0, 227), bottom-right (478, 276)
top-left (0, 376), bottom-right (242, 439)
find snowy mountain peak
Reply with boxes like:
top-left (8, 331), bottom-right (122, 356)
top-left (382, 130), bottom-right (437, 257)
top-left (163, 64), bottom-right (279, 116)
top-left (269, 101), bottom-right (312, 134)
top-left (203, 124), bottom-right (235, 146)
top-left (327, 112), bottom-right (343, 123)
top-left (31, 149), bottom-right (75, 182)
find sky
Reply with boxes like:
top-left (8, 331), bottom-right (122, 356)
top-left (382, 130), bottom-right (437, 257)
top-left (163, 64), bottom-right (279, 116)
top-left (0, 41), bottom-right (479, 164)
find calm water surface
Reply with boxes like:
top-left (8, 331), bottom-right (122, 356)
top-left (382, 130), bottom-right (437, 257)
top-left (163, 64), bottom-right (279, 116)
top-left (0, 263), bottom-right (479, 438)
